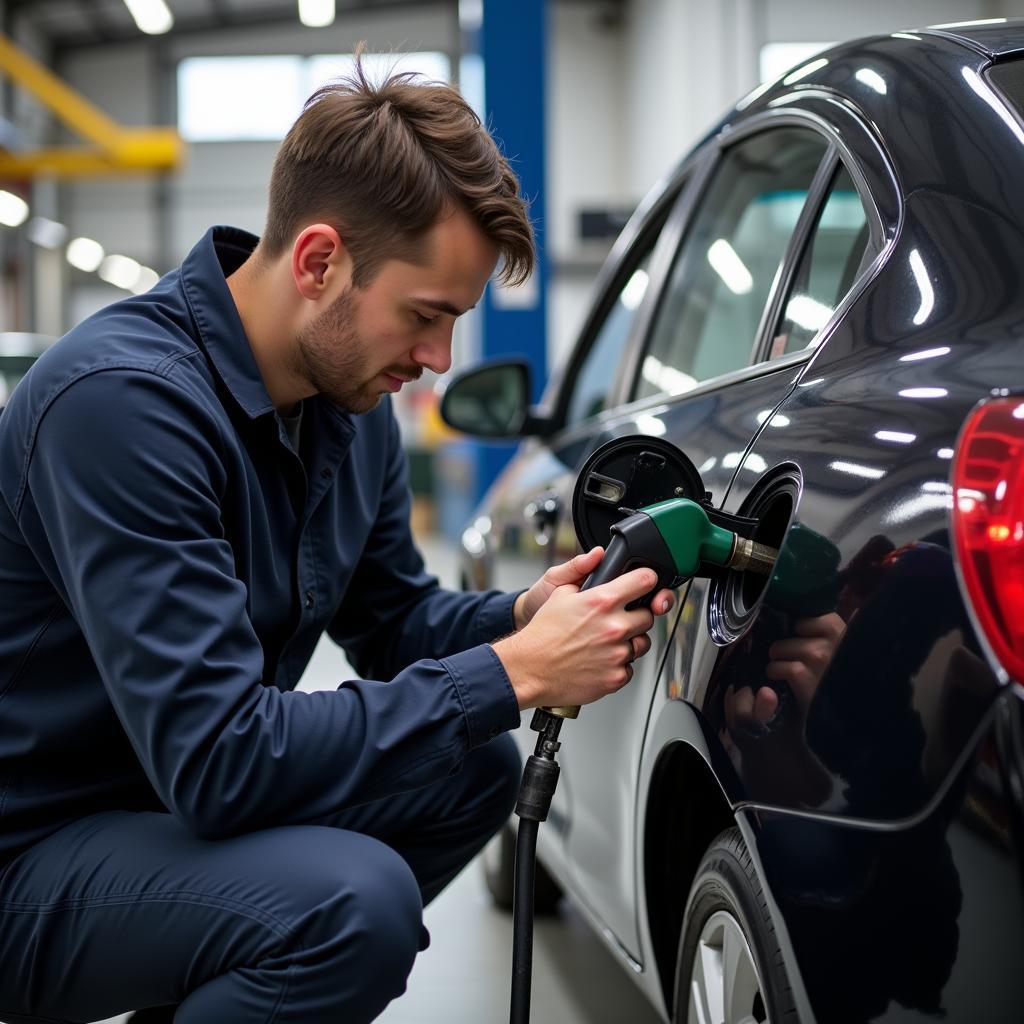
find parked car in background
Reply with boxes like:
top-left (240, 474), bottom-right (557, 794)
top-left (442, 21), bottom-right (1024, 1024)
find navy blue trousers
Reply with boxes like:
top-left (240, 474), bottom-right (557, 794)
top-left (0, 733), bottom-right (520, 1024)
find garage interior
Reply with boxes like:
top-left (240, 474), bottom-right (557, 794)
top-left (0, 2), bottom-right (1021, 1023)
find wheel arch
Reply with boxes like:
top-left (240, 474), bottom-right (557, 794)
top-left (642, 737), bottom-right (736, 1017)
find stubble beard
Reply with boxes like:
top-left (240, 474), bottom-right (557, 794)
top-left (294, 286), bottom-right (381, 414)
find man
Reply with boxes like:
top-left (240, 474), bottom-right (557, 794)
top-left (0, 62), bottom-right (672, 1023)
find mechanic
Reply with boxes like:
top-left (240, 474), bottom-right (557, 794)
top-left (0, 60), bottom-right (674, 1024)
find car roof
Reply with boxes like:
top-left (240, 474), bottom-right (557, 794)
top-left (916, 17), bottom-right (1024, 59)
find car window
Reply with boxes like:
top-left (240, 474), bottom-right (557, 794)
top-left (769, 162), bottom-right (870, 357)
top-left (635, 128), bottom-right (829, 400)
top-left (564, 256), bottom-right (653, 426)
top-left (563, 220), bottom-right (665, 428)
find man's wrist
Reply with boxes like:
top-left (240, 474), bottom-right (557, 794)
top-left (512, 590), bottom-right (528, 631)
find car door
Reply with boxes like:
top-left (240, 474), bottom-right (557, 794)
top-left (559, 119), bottom-right (880, 961)
top-left (474, 170), bottom-right (691, 866)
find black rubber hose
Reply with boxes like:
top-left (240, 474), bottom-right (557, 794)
top-left (510, 817), bottom-right (539, 1024)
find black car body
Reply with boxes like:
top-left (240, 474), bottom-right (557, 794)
top-left (446, 22), bottom-right (1024, 1024)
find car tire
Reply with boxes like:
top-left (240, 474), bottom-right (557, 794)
top-left (673, 827), bottom-right (795, 1024)
top-left (482, 820), bottom-right (562, 914)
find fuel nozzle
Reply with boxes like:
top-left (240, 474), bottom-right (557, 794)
top-left (579, 496), bottom-right (778, 596)
top-left (541, 497), bottom-right (778, 720)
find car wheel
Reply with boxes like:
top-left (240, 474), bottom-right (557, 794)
top-left (673, 828), bottom-right (795, 1024)
top-left (482, 821), bottom-right (562, 914)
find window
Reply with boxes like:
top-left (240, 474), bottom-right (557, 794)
top-left (635, 129), bottom-right (828, 400)
top-left (770, 163), bottom-right (870, 357)
top-left (177, 52), bottom-right (452, 142)
top-left (562, 195), bottom-right (677, 428)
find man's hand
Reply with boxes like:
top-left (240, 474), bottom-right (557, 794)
top-left (494, 567), bottom-right (674, 710)
top-left (513, 546), bottom-right (675, 629)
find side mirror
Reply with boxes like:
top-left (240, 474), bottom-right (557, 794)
top-left (440, 359), bottom-right (548, 438)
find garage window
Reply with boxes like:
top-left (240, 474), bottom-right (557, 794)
top-left (634, 128), bottom-right (828, 400)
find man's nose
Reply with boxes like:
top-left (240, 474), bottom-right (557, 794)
top-left (412, 326), bottom-right (453, 375)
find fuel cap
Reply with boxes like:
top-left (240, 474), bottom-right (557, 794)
top-left (572, 434), bottom-right (706, 552)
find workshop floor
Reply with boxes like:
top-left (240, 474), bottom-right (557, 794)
top-left (78, 533), bottom-right (662, 1024)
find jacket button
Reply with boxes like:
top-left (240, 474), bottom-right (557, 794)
top-left (304, 591), bottom-right (315, 609)
top-left (321, 467), bottom-right (333, 479)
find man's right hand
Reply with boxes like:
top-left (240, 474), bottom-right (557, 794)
top-left (492, 567), bottom-right (665, 710)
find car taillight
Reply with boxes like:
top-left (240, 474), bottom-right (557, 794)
top-left (951, 397), bottom-right (1024, 684)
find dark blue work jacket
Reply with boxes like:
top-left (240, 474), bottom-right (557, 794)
top-left (0, 227), bottom-right (520, 863)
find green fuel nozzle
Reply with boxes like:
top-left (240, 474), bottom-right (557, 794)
top-left (579, 496), bottom-right (778, 596)
top-left (539, 497), bottom-right (778, 721)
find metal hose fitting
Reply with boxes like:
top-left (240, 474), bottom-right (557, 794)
top-left (728, 536), bottom-right (779, 575)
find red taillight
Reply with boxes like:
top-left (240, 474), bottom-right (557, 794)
top-left (951, 397), bottom-right (1024, 683)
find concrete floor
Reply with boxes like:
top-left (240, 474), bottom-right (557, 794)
top-left (23, 533), bottom-right (664, 1024)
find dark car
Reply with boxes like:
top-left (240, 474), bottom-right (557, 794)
top-left (441, 20), bottom-right (1024, 1024)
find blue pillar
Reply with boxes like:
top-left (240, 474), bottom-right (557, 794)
top-left (475, 0), bottom-right (549, 501)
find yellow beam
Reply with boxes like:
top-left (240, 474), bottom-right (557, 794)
top-left (0, 132), bottom-right (183, 178)
top-left (0, 33), bottom-right (184, 179)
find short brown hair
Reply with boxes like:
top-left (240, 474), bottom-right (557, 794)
top-left (262, 55), bottom-right (535, 287)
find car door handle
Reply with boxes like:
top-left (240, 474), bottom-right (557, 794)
top-left (524, 493), bottom-right (560, 545)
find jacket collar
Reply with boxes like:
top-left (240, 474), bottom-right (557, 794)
top-left (180, 226), bottom-right (276, 421)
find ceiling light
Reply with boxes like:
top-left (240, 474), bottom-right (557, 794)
top-left (855, 68), bottom-right (887, 94)
top-left (0, 190), bottom-right (29, 227)
top-left (26, 217), bottom-right (67, 249)
top-left (707, 239), bottom-right (753, 295)
top-left (132, 266), bottom-right (160, 294)
top-left (899, 387), bottom-right (948, 399)
top-left (123, 0), bottom-right (173, 35)
top-left (66, 237), bottom-right (105, 273)
top-left (99, 254), bottom-right (142, 290)
top-left (829, 460), bottom-right (886, 480)
top-left (899, 346), bottom-right (950, 362)
top-left (299, 0), bottom-right (335, 28)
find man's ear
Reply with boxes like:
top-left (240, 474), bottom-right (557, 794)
top-left (291, 224), bottom-right (352, 300)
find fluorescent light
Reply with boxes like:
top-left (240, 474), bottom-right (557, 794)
top-left (855, 68), bottom-right (887, 94)
top-left (641, 355), bottom-right (697, 397)
top-left (99, 254), bottom-right (142, 290)
top-left (899, 387), bottom-right (948, 399)
top-left (908, 249), bottom-right (934, 325)
top-left (875, 430), bottom-right (916, 444)
top-left (299, 0), bottom-right (335, 28)
top-left (785, 294), bottom-right (833, 333)
top-left (899, 346), bottom-right (950, 362)
top-left (132, 266), bottom-right (160, 294)
top-left (26, 216), bottom-right (67, 249)
top-left (636, 413), bottom-right (666, 437)
top-left (829, 460), bottom-right (886, 480)
top-left (66, 237), bottom-right (105, 273)
top-left (937, 448), bottom-right (955, 459)
top-left (933, 18), bottom-right (1006, 28)
top-left (123, 0), bottom-right (173, 35)
top-left (783, 57), bottom-right (829, 86)
top-left (0, 190), bottom-right (28, 227)
top-left (707, 239), bottom-right (752, 295)
top-left (620, 269), bottom-right (649, 311)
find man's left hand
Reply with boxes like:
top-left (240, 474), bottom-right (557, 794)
top-left (514, 546), bottom-right (675, 630)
